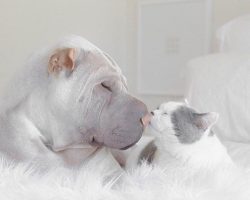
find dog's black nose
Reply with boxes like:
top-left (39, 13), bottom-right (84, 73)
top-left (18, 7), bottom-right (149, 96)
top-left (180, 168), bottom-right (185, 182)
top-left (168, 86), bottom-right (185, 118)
top-left (150, 111), bottom-right (154, 116)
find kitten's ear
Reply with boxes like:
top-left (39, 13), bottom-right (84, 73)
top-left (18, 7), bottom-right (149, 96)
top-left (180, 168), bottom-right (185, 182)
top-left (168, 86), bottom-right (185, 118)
top-left (194, 112), bottom-right (219, 130)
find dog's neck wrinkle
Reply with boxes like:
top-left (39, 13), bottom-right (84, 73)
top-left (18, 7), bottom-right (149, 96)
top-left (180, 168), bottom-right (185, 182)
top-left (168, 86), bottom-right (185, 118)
top-left (23, 91), bottom-right (95, 152)
top-left (7, 95), bottom-right (51, 145)
top-left (6, 102), bottom-right (98, 165)
top-left (6, 90), bottom-right (60, 149)
top-left (24, 92), bottom-right (53, 144)
top-left (6, 102), bottom-right (49, 150)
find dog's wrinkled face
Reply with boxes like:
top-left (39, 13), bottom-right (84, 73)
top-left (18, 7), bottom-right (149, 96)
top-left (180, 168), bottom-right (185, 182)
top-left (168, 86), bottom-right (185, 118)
top-left (46, 38), bottom-right (148, 151)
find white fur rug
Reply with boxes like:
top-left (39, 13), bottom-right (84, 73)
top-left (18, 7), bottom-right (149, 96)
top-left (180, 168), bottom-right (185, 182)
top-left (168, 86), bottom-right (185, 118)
top-left (0, 149), bottom-right (249, 200)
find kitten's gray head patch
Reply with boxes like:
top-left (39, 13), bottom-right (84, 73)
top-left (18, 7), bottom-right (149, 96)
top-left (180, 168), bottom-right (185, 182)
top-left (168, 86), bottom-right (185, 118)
top-left (171, 106), bottom-right (206, 144)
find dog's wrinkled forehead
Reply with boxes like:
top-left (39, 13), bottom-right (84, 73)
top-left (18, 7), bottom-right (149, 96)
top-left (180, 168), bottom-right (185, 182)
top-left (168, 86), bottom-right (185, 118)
top-left (49, 35), bottom-right (127, 87)
top-left (83, 50), bottom-right (117, 71)
top-left (170, 105), bottom-right (204, 144)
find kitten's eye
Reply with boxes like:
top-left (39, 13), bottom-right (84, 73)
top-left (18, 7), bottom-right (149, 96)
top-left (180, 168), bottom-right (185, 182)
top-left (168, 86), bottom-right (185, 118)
top-left (162, 112), bottom-right (168, 115)
top-left (101, 83), bottom-right (112, 92)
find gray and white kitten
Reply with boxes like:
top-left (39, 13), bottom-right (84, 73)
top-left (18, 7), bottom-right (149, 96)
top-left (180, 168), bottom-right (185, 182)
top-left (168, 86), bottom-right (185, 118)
top-left (139, 102), bottom-right (232, 169)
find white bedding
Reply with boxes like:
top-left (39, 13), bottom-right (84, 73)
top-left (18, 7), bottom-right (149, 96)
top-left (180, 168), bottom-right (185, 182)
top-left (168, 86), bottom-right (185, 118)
top-left (185, 13), bottom-right (250, 178)
top-left (0, 146), bottom-right (250, 200)
top-left (184, 42), bottom-right (250, 199)
top-left (186, 53), bottom-right (250, 142)
top-left (217, 14), bottom-right (250, 53)
top-left (224, 141), bottom-right (250, 169)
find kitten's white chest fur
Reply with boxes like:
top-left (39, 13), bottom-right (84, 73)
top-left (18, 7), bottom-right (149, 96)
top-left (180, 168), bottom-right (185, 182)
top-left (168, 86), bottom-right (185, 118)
top-left (148, 101), bottom-right (233, 170)
top-left (154, 133), bottom-right (233, 170)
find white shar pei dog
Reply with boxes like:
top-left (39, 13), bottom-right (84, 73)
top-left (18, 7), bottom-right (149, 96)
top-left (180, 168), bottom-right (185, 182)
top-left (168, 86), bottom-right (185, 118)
top-left (0, 35), bottom-right (150, 168)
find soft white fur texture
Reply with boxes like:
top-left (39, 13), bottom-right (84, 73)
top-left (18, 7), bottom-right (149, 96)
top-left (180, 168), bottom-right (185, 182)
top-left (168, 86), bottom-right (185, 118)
top-left (0, 149), bottom-right (250, 200)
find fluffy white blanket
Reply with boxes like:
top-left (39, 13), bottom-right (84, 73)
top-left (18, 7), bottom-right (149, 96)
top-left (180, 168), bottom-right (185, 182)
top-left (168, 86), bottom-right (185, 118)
top-left (0, 148), bottom-right (249, 200)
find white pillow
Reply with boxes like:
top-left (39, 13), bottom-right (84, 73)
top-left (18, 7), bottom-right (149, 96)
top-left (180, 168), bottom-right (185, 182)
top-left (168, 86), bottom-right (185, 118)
top-left (185, 53), bottom-right (250, 142)
top-left (217, 15), bottom-right (250, 53)
top-left (223, 141), bottom-right (250, 169)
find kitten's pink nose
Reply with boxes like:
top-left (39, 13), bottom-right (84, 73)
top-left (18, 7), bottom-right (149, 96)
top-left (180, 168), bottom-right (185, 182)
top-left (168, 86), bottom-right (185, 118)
top-left (141, 113), bottom-right (152, 127)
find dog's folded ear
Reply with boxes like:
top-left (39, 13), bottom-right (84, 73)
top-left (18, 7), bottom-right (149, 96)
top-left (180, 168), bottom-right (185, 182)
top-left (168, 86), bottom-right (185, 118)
top-left (48, 48), bottom-right (76, 74)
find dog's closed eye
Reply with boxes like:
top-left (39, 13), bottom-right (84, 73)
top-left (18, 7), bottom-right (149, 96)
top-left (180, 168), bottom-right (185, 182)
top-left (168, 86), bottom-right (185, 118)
top-left (101, 83), bottom-right (112, 92)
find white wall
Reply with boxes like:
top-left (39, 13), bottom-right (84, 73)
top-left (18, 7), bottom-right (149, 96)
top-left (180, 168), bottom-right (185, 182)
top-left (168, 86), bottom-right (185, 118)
top-left (0, 0), bottom-right (250, 110)
top-left (126, 0), bottom-right (250, 109)
top-left (0, 0), bottom-right (127, 90)
top-left (213, 0), bottom-right (250, 29)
